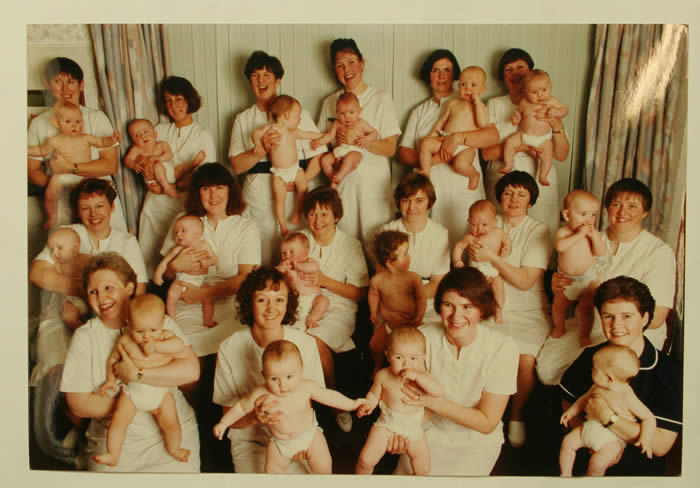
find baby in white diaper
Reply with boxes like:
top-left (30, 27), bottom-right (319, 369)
top-left (356, 327), bottom-right (443, 475)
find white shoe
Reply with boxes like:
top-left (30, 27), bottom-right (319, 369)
top-left (336, 412), bottom-right (352, 432)
top-left (508, 420), bottom-right (526, 448)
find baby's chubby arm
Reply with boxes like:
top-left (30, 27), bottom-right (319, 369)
top-left (553, 224), bottom-right (589, 254)
top-left (357, 373), bottom-right (384, 417)
top-left (98, 341), bottom-right (125, 396)
top-left (85, 132), bottom-right (120, 149)
top-left (452, 234), bottom-right (476, 267)
top-left (353, 119), bottom-right (379, 148)
top-left (308, 379), bottom-right (371, 411)
top-left (294, 257), bottom-right (320, 275)
top-left (368, 276), bottom-right (382, 326)
top-left (428, 101), bottom-right (455, 136)
top-left (560, 387), bottom-right (593, 427)
top-left (472, 96), bottom-right (489, 128)
top-left (401, 368), bottom-right (443, 398)
top-left (213, 386), bottom-right (266, 440)
top-left (252, 124), bottom-right (273, 157)
top-left (151, 141), bottom-right (174, 164)
top-left (311, 122), bottom-right (337, 150)
top-left (410, 272), bottom-right (427, 326)
top-left (498, 231), bottom-right (512, 257)
top-left (153, 245), bottom-right (184, 286)
top-left (542, 96), bottom-right (569, 120)
top-left (142, 330), bottom-right (185, 356)
top-left (589, 228), bottom-right (607, 257)
top-left (626, 389), bottom-right (657, 458)
top-left (28, 139), bottom-right (57, 158)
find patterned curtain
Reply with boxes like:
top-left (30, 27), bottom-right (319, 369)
top-left (584, 24), bottom-right (687, 236)
top-left (89, 24), bottom-right (169, 234)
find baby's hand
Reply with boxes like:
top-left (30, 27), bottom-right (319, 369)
top-left (141, 341), bottom-right (157, 356)
top-left (353, 398), bottom-right (372, 411)
top-left (370, 312), bottom-right (380, 327)
top-left (500, 239), bottom-right (512, 257)
top-left (511, 111), bottom-right (522, 126)
top-left (356, 399), bottom-right (376, 418)
top-left (98, 379), bottom-right (118, 397)
top-left (635, 438), bottom-right (654, 459)
top-left (106, 131), bottom-right (120, 145)
top-left (192, 150), bottom-right (206, 167)
top-left (212, 422), bottom-right (228, 441)
top-left (311, 138), bottom-right (323, 150)
top-left (253, 143), bottom-right (265, 158)
top-left (400, 368), bottom-right (419, 383)
top-left (454, 260), bottom-right (464, 268)
top-left (560, 411), bottom-right (573, 427)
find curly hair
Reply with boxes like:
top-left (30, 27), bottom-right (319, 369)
top-left (244, 50), bottom-right (284, 81)
top-left (373, 230), bottom-right (409, 268)
top-left (236, 267), bottom-right (299, 327)
top-left (603, 178), bottom-right (653, 212)
top-left (302, 186), bottom-right (344, 222)
top-left (82, 252), bottom-right (137, 295)
top-left (158, 76), bottom-right (202, 117)
top-left (185, 164), bottom-right (246, 217)
top-left (70, 178), bottom-right (117, 223)
top-left (434, 267), bottom-right (497, 320)
top-left (593, 276), bottom-right (656, 328)
top-left (494, 170), bottom-right (539, 206)
top-left (418, 49), bottom-right (461, 86)
top-left (393, 172), bottom-right (437, 211)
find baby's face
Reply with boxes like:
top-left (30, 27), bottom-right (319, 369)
top-left (284, 103), bottom-right (302, 129)
top-left (280, 240), bottom-right (308, 264)
top-left (388, 241), bottom-right (410, 272)
top-left (468, 209), bottom-right (495, 239)
top-left (47, 233), bottom-right (79, 264)
top-left (174, 219), bottom-right (202, 247)
top-left (458, 69), bottom-right (486, 101)
top-left (386, 340), bottom-right (425, 376)
top-left (524, 77), bottom-right (552, 104)
top-left (129, 314), bottom-right (165, 345)
top-left (263, 355), bottom-right (303, 397)
top-left (565, 196), bottom-right (599, 230)
top-left (129, 121), bottom-right (157, 147)
top-left (56, 107), bottom-right (84, 136)
top-left (336, 100), bottom-right (361, 126)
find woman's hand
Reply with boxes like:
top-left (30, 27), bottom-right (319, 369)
top-left (171, 247), bottom-right (208, 275)
top-left (299, 269), bottom-right (322, 288)
top-left (583, 393), bottom-right (614, 424)
top-left (400, 377), bottom-right (428, 408)
top-left (439, 133), bottom-right (463, 162)
top-left (178, 281), bottom-right (209, 306)
top-left (113, 343), bottom-right (139, 383)
top-left (261, 127), bottom-right (281, 153)
top-left (48, 152), bottom-right (74, 174)
top-left (551, 272), bottom-right (573, 295)
top-left (335, 124), bottom-right (350, 145)
top-left (386, 433), bottom-right (410, 455)
top-left (468, 239), bottom-right (499, 264)
top-left (253, 393), bottom-right (281, 426)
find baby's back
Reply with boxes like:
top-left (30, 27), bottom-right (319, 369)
top-left (443, 100), bottom-right (478, 133)
top-left (375, 271), bottom-right (418, 325)
top-left (268, 124), bottom-right (299, 170)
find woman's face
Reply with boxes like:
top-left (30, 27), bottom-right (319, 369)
top-left (249, 68), bottom-right (280, 104)
top-left (252, 281), bottom-right (289, 331)
top-left (46, 72), bottom-right (83, 105)
top-left (429, 58), bottom-right (455, 97)
top-left (502, 59), bottom-right (532, 96)
top-left (399, 189), bottom-right (430, 224)
top-left (200, 184), bottom-right (229, 218)
top-left (163, 91), bottom-right (192, 126)
top-left (306, 203), bottom-right (338, 239)
top-left (334, 51), bottom-right (365, 92)
top-left (606, 192), bottom-right (648, 233)
top-left (86, 268), bottom-right (134, 326)
top-left (500, 185), bottom-right (531, 218)
top-left (439, 290), bottom-right (483, 341)
top-left (599, 299), bottom-right (648, 350)
top-left (77, 193), bottom-right (114, 236)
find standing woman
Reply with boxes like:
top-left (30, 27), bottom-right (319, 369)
top-left (135, 76), bottom-right (217, 277)
top-left (229, 51), bottom-right (326, 265)
top-left (397, 49), bottom-right (499, 248)
top-left (60, 252), bottom-right (200, 472)
top-left (317, 38), bottom-right (401, 249)
top-left (481, 48), bottom-right (570, 239)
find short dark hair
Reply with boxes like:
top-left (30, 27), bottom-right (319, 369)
top-left (330, 38), bottom-right (363, 83)
top-left (70, 178), bottom-right (117, 223)
top-left (302, 186), bottom-right (344, 222)
top-left (236, 267), bottom-right (299, 327)
top-left (83, 252), bottom-right (137, 295)
top-left (497, 48), bottom-right (535, 81)
top-left (418, 49), bottom-right (461, 85)
top-left (394, 172), bottom-right (436, 211)
top-left (185, 164), bottom-right (246, 217)
top-left (495, 170), bottom-right (539, 206)
top-left (158, 76), bottom-right (202, 117)
top-left (373, 230), bottom-right (409, 268)
top-left (434, 267), bottom-right (498, 321)
top-left (244, 50), bottom-right (284, 81)
top-left (603, 178), bottom-right (653, 212)
top-left (593, 276), bottom-right (656, 328)
top-left (44, 57), bottom-right (84, 83)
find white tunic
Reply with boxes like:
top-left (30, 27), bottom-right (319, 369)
top-left (485, 94), bottom-right (562, 240)
top-left (30, 224), bottom-right (148, 385)
top-left (159, 213), bottom-right (260, 357)
top-left (137, 121), bottom-right (216, 277)
top-left (213, 326), bottom-right (323, 473)
top-left (536, 229), bottom-right (677, 385)
top-left (27, 106), bottom-right (127, 232)
top-left (229, 104), bottom-right (326, 265)
top-left (399, 95), bottom-right (486, 248)
top-left (395, 322), bottom-right (518, 475)
top-left (60, 316), bottom-right (199, 472)
top-left (317, 85), bottom-right (400, 249)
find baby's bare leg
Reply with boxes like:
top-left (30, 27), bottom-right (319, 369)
top-left (306, 294), bottom-right (329, 329)
top-left (43, 174), bottom-right (63, 230)
top-left (333, 151), bottom-right (362, 188)
top-left (452, 147), bottom-right (480, 190)
top-left (154, 162), bottom-right (179, 198)
top-left (264, 439), bottom-right (293, 473)
top-left (152, 392), bottom-right (190, 462)
top-left (291, 168), bottom-right (307, 226)
top-left (320, 153), bottom-right (337, 180)
top-left (271, 174), bottom-right (289, 236)
top-left (587, 441), bottom-right (624, 476)
top-left (94, 392), bottom-right (137, 466)
top-left (61, 301), bottom-right (84, 332)
top-left (305, 428), bottom-right (333, 474)
top-left (551, 291), bottom-right (570, 339)
top-left (201, 283), bottom-right (217, 327)
top-left (304, 155), bottom-right (321, 181)
top-left (406, 432), bottom-right (430, 476)
top-left (576, 286), bottom-right (598, 347)
top-left (491, 275), bottom-right (505, 324)
top-left (356, 425), bottom-right (392, 474)
top-left (559, 425), bottom-right (584, 476)
top-left (502, 132), bottom-right (522, 174)
top-left (369, 325), bottom-right (389, 378)
top-left (418, 136), bottom-right (443, 176)
top-left (166, 282), bottom-right (184, 319)
top-left (537, 140), bottom-right (554, 186)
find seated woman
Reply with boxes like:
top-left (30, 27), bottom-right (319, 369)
top-left (60, 252), bottom-right (200, 472)
top-left (213, 267), bottom-right (324, 473)
top-left (537, 178), bottom-right (676, 385)
top-left (389, 267), bottom-right (518, 475)
top-left (559, 276), bottom-right (681, 475)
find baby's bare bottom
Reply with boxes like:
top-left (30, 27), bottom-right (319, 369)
top-left (356, 425), bottom-right (430, 475)
top-left (559, 425), bottom-right (624, 476)
top-left (167, 281), bottom-right (216, 327)
top-left (265, 428), bottom-right (331, 474)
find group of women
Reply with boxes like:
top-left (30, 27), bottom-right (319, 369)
top-left (27, 38), bottom-right (680, 476)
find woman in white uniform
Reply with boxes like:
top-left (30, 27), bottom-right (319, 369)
top-left (229, 51), bottom-right (325, 266)
top-left (27, 57), bottom-right (127, 232)
top-left (397, 49), bottom-right (499, 248)
top-left (61, 252), bottom-right (200, 472)
top-left (317, 38), bottom-right (401, 250)
top-left (536, 178), bottom-right (676, 385)
top-left (481, 48), bottom-right (570, 239)
top-left (213, 267), bottom-right (324, 473)
top-left (389, 267), bottom-right (518, 475)
top-left (468, 170), bottom-right (553, 448)
top-left (135, 76), bottom-right (217, 277)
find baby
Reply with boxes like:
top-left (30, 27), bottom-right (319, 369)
top-left (252, 95), bottom-right (323, 236)
top-left (559, 344), bottom-right (656, 476)
top-left (356, 327), bottom-right (442, 475)
top-left (95, 294), bottom-right (190, 466)
top-left (212, 340), bottom-right (368, 474)
top-left (276, 232), bottom-right (329, 329)
top-left (418, 66), bottom-right (488, 189)
top-left (153, 215), bottom-right (218, 327)
top-left (452, 200), bottom-right (511, 323)
top-left (369, 230), bottom-right (426, 377)
top-left (503, 69), bottom-right (569, 185)
top-left (46, 227), bottom-right (90, 329)
top-left (311, 92), bottom-right (378, 188)
top-left (27, 101), bottom-right (119, 229)
top-left (552, 190), bottom-right (606, 345)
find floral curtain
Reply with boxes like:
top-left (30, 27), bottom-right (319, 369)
top-left (89, 24), bottom-right (169, 234)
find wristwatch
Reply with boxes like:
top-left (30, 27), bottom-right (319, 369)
top-left (72, 163), bottom-right (79, 175)
top-left (136, 369), bottom-right (144, 383)
top-left (552, 128), bottom-right (564, 134)
top-left (604, 413), bottom-right (619, 428)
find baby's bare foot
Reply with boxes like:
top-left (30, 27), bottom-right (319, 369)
top-left (193, 150), bottom-right (206, 166)
top-left (290, 212), bottom-right (301, 226)
top-left (305, 318), bottom-right (318, 329)
top-left (93, 452), bottom-right (119, 466)
top-left (163, 185), bottom-right (180, 198)
top-left (43, 198), bottom-right (58, 230)
top-left (467, 173), bottom-right (481, 191)
top-left (203, 320), bottom-right (218, 328)
top-left (499, 164), bottom-right (514, 175)
top-left (171, 448), bottom-right (190, 463)
top-left (551, 327), bottom-right (565, 339)
top-left (495, 309), bottom-right (503, 324)
top-left (539, 176), bottom-right (550, 186)
top-left (279, 223), bottom-right (289, 237)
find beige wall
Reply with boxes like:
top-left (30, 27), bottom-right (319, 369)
top-left (165, 24), bottom-right (594, 205)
